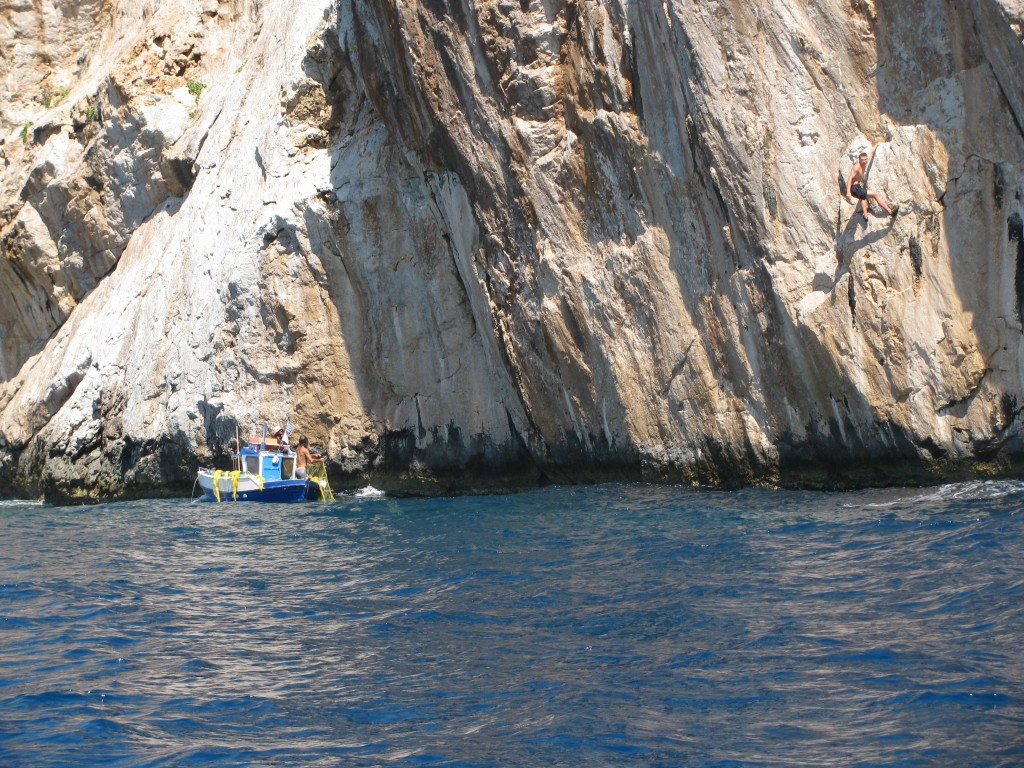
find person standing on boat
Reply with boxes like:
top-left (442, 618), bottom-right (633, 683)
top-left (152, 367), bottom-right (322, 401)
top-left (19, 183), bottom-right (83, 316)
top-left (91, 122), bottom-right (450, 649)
top-left (295, 436), bottom-right (324, 479)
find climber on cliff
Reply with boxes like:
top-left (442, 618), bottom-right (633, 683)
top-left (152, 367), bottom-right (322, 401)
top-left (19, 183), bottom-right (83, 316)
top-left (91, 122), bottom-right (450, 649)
top-left (846, 146), bottom-right (899, 219)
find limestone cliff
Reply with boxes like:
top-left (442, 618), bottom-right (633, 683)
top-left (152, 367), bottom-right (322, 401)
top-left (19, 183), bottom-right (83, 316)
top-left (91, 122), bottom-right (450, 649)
top-left (2, 0), bottom-right (1024, 501)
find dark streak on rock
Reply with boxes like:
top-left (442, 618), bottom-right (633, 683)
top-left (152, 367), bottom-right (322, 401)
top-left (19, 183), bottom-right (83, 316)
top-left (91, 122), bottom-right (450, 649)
top-left (1009, 212), bottom-right (1024, 328)
top-left (909, 235), bottom-right (923, 278)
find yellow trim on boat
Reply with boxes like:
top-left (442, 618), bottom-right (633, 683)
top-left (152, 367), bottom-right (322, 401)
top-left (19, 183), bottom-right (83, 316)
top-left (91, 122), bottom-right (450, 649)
top-left (209, 470), bottom-right (263, 502)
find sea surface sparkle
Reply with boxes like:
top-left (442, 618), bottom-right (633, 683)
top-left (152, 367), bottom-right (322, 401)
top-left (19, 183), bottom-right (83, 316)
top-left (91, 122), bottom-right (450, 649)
top-left (1, 483), bottom-right (1022, 766)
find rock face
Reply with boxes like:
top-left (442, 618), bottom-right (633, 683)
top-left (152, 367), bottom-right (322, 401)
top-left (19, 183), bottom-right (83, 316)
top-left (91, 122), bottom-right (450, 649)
top-left (2, 0), bottom-right (1024, 501)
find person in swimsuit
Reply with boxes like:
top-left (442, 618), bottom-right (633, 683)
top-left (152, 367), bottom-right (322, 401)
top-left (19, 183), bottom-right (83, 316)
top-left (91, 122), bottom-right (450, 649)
top-left (295, 436), bottom-right (324, 479)
top-left (847, 148), bottom-right (898, 219)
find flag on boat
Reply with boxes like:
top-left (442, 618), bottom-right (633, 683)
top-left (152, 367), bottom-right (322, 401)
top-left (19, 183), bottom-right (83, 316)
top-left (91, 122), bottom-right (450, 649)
top-left (283, 419), bottom-right (293, 443)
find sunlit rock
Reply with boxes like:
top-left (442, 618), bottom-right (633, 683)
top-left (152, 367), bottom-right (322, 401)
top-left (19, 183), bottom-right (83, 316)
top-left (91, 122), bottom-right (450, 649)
top-left (2, 0), bottom-right (1024, 500)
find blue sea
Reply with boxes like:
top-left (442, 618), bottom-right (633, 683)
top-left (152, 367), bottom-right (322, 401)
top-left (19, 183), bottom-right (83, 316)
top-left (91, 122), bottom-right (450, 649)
top-left (1, 482), bottom-right (1022, 767)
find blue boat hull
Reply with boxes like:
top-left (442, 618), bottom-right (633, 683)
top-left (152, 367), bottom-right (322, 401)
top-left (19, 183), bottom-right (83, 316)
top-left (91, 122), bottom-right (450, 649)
top-left (200, 478), bottom-right (320, 503)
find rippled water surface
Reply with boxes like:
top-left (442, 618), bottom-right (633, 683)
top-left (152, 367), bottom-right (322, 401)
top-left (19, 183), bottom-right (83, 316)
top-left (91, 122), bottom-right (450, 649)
top-left (1, 483), bottom-right (1023, 766)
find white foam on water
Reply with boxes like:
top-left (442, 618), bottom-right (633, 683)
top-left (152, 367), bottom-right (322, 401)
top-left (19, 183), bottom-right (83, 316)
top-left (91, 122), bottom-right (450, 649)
top-left (931, 480), bottom-right (1024, 501)
top-left (854, 479), bottom-right (1024, 509)
top-left (353, 485), bottom-right (386, 498)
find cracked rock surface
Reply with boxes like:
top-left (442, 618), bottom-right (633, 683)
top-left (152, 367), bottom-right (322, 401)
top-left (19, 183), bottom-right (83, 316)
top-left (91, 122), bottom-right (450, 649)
top-left (2, 0), bottom-right (1024, 501)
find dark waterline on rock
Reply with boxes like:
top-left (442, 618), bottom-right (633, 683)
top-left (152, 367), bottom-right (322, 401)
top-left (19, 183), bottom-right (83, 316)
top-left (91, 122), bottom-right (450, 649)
top-left (1, 483), bottom-right (1022, 766)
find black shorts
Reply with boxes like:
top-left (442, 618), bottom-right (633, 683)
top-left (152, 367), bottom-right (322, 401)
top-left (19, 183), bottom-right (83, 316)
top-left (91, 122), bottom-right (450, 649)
top-left (851, 182), bottom-right (867, 200)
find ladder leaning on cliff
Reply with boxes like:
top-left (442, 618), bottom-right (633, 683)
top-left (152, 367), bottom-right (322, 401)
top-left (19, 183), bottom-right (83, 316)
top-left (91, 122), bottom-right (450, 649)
top-left (307, 458), bottom-right (335, 502)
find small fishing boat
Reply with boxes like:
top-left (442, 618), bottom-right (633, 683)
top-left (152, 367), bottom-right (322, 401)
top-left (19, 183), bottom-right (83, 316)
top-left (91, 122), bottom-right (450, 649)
top-left (196, 430), bottom-right (334, 503)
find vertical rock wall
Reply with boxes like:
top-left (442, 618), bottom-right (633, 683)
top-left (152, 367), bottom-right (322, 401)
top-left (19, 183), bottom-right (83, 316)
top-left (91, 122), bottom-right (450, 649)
top-left (1, 0), bottom-right (1023, 500)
